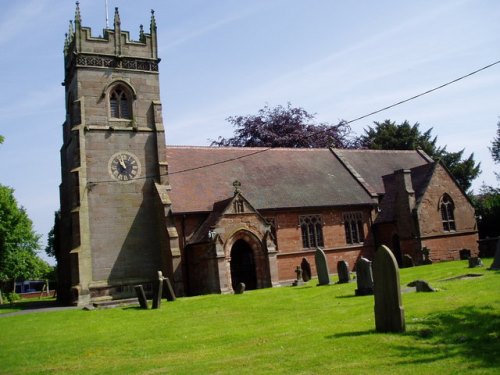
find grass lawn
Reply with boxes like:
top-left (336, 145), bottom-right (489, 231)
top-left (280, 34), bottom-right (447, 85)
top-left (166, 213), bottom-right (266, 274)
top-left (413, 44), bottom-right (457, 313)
top-left (0, 259), bottom-right (499, 374)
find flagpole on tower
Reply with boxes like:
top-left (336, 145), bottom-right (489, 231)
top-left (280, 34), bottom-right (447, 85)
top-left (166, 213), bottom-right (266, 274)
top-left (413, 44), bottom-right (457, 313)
top-left (105, 0), bottom-right (109, 28)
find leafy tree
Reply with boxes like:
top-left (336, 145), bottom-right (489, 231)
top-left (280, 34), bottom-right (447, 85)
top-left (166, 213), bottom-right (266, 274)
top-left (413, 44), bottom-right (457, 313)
top-left (45, 211), bottom-right (61, 259)
top-left (359, 120), bottom-right (481, 191)
top-left (473, 185), bottom-right (500, 238)
top-left (0, 135), bottom-right (4, 144)
top-left (490, 120), bottom-right (500, 164)
top-left (0, 185), bottom-right (45, 291)
top-left (211, 103), bottom-right (354, 148)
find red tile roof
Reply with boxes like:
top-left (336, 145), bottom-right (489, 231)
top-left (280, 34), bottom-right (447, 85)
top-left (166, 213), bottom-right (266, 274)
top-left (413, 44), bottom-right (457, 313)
top-left (332, 149), bottom-right (432, 195)
top-left (166, 147), bottom-right (376, 213)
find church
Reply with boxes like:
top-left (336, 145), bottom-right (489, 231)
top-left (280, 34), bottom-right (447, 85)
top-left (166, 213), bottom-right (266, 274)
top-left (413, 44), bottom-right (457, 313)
top-left (57, 5), bottom-right (479, 306)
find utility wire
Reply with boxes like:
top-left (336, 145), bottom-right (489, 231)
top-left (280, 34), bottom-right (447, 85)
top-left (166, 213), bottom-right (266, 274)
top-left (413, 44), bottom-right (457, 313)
top-left (88, 59), bottom-right (500, 184)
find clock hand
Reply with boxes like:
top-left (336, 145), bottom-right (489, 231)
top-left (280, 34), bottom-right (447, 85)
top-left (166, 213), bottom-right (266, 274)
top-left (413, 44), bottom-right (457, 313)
top-left (118, 155), bottom-right (126, 169)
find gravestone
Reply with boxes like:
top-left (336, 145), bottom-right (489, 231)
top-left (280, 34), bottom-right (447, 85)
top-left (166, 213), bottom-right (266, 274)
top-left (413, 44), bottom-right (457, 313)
top-left (301, 258), bottom-right (312, 282)
top-left (152, 271), bottom-right (164, 309)
top-left (234, 282), bottom-right (245, 294)
top-left (421, 247), bottom-right (432, 265)
top-left (408, 280), bottom-right (436, 292)
top-left (355, 257), bottom-right (374, 296)
top-left (337, 260), bottom-right (350, 283)
top-left (315, 247), bottom-right (331, 285)
top-left (373, 245), bottom-right (405, 333)
top-left (459, 249), bottom-right (471, 260)
top-left (292, 266), bottom-right (305, 286)
top-left (402, 254), bottom-right (414, 268)
top-left (490, 239), bottom-right (500, 270)
top-left (164, 277), bottom-right (177, 301)
top-left (468, 257), bottom-right (484, 268)
top-left (134, 285), bottom-right (148, 309)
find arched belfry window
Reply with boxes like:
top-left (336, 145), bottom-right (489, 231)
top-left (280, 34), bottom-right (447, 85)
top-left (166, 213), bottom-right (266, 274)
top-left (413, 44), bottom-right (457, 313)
top-left (109, 85), bottom-right (132, 119)
top-left (440, 194), bottom-right (456, 232)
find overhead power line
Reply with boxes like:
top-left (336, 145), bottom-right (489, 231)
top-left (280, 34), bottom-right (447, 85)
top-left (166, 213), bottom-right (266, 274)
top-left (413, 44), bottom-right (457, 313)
top-left (88, 58), bottom-right (500, 184)
top-left (345, 59), bottom-right (500, 125)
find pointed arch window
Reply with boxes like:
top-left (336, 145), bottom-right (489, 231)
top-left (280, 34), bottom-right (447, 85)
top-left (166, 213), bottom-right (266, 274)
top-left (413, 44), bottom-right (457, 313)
top-left (300, 215), bottom-right (324, 249)
top-left (109, 85), bottom-right (132, 119)
top-left (440, 194), bottom-right (456, 232)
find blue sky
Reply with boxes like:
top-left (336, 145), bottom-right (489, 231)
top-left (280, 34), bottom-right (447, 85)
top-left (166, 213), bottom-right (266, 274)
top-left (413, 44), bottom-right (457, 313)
top-left (0, 0), bottom-right (499, 264)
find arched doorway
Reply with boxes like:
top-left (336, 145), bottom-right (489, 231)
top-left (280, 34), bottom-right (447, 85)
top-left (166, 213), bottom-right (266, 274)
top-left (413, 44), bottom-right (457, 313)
top-left (392, 234), bottom-right (403, 266)
top-left (230, 239), bottom-right (257, 291)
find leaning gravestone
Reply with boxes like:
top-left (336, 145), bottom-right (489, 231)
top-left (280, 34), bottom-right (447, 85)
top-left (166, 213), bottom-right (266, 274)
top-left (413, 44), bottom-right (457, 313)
top-left (401, 254), bottom-right (414, 268)
top-left (134, 285), bottom-right (148, 309)
top-left (408, 280), bottom-right (435, 292)
top-left (355, 257), bottom-right (374, 296)
top-left (315, 247), bottom-right (331, 285)
top-left (373, 245), bottom-right (405, 333)
top-left (490, 239), bottom-right (500, 270)
top-left (301, 258), bottom-right (312, 282)
top-left (337, 260), bottom-right (350, 283)
top-left (468, 257), bottom-right (484, 268)
top-left (164, 277), bottom-right (177, 301)
top-left (152, 271), bottom-right (164, 309)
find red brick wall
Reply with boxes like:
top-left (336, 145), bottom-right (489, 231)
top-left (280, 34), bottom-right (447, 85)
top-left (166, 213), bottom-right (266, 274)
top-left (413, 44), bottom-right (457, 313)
top-left (417, 164), bottom-right (477, 237)
top-left (260, 207), bottom-right (374, 281)
top-left (417, 164), bottom-right (478, 259)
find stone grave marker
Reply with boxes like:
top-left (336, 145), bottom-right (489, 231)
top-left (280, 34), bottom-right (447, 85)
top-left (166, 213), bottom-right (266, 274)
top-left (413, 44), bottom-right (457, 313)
top-left (301, 258), bottom-right (312, 282)
top-left (490, 239), bottom-right (500, 270)
top-left (468, 257), bottom-right (484, 268)
top-left (134, 285), bottom-right (148, 309)
top-left (164, 277), bottom-right (177, 301)
top-left (355, 257), bottom-right (374, 296)
top-left (459, 249), bottom-right (471, 260)
top-left (402, 254), bottom-right (414, 268)
top-left (408, 280), bottom-right (435, 292)
top-left (315, 247), bottom-right (331, 285)
top-left (373, 245), bottom-right (405, 333)
top-left (152, 271), bottom-right (164, 309)
top-left (337, 260), bottom-right (350, 283)
top-left (292, 266), bottom-right (304, 286)
top-left (234, 282), bottom-right (245, 294)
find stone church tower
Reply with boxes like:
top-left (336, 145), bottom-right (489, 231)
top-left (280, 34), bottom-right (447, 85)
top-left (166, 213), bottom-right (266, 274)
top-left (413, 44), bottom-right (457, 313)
top-left (59, 4), bottom-right (180, 306)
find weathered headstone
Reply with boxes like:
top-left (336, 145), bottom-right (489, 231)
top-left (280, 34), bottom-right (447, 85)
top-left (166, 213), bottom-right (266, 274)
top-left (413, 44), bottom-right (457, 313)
top-left (402, 254), bottom-right (414, 268)
top-left (373, 245), bottom-right (405, 333)
top-left (164, 277), bottom-right (177, 301)
top-left (234, 282), bottom-right (245, 294)
top-left (468, 257), bottom-right (484, 268)
top-left (301, 258), bottom-right (312, 282)
top-left (134, 285), bottom-right (148, 309)
top-left (355, 257), bottom-right (374, 296)
top-left (152, 271), bottom-right (164, 309)
top-left (337, 260), bottom-right (350, 283)
top-left (490, 239), bottom-right (500, 270)
top-left (459, 249), bottom-right (471, 260)
top-left (292, 266), bottom-right (305, 286)
top-left (408, 279), bottom-right (436, 292)
top-left (315, 247), bottom-right (331, 285)
top-left (421, 247), bottom-right (432, 265)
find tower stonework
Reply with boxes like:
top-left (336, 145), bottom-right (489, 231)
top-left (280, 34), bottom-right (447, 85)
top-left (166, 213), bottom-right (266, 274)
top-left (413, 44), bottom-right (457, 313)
top-left (59, 4), bottom-right (181, 305)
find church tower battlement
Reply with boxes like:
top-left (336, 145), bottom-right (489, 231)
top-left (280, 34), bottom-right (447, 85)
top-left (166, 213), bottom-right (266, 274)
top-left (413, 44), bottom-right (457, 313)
top-left (58, 3), bottom-right (180, 306)
top-left (63, 3), bottom-right (159, 81)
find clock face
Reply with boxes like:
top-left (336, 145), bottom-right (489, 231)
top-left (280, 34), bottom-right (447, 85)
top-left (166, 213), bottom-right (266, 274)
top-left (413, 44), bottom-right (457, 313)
top-left (108, 151), bottom-right (141, 182)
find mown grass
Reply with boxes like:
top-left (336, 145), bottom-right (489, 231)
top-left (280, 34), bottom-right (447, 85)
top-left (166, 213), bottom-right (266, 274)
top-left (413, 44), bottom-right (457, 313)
top-left (0, 259), bottom-right (499, 374)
